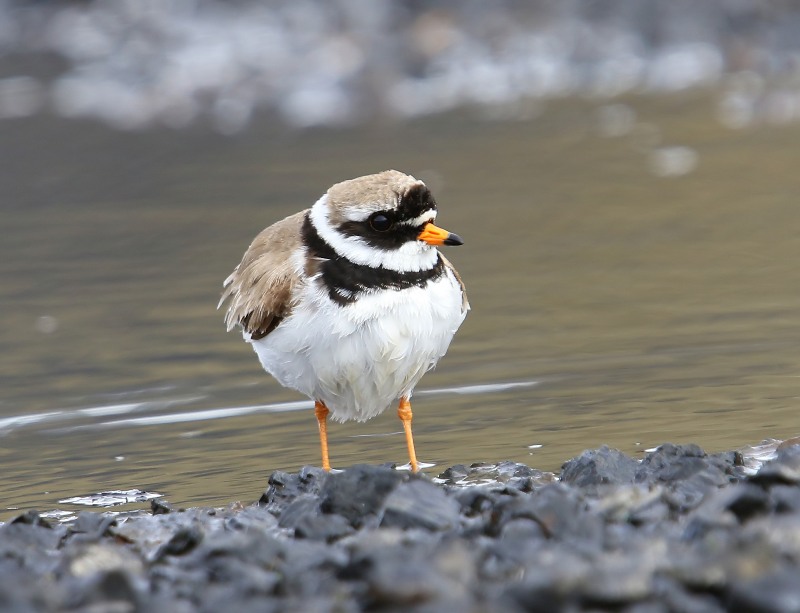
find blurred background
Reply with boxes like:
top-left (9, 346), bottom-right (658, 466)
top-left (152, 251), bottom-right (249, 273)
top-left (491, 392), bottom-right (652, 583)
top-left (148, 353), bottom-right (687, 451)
top-left (2, 0), bottom-right (800, 519)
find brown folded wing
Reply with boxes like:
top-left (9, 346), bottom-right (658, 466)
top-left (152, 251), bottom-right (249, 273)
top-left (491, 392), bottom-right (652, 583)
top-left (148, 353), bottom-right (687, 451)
top-left (219, 210), bottom-right (307, 340)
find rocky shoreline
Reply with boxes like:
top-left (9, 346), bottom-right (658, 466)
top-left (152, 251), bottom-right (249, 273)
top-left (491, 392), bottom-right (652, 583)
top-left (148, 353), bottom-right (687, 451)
top-left (3, 443), bottom-right (800, 612)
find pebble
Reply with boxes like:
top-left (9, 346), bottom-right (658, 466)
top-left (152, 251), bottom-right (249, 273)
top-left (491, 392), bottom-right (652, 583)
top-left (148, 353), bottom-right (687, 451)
top-left (1, 443), bottom-right (799, 611)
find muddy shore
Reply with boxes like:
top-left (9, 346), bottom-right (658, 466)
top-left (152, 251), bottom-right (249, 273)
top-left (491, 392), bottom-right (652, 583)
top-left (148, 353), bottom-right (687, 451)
top-left (3, 443), bottom-right (800, 612)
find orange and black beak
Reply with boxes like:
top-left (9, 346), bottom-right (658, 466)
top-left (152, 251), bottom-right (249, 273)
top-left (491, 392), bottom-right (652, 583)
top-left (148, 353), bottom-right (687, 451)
top-left (417, 222), bottom-right (464, 247)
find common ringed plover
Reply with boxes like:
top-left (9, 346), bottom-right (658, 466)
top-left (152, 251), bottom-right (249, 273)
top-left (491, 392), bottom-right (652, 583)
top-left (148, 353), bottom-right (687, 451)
top-left (219, 170), bottom-right (468, 472)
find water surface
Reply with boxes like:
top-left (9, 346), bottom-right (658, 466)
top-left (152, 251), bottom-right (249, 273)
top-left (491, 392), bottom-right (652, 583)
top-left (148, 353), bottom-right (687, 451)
top-left (2, 94), bottom-right (800, 519)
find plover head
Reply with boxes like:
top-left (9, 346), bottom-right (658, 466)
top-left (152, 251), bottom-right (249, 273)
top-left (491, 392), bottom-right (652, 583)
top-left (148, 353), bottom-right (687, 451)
top-left (308, 170), bottom-right (463, 273)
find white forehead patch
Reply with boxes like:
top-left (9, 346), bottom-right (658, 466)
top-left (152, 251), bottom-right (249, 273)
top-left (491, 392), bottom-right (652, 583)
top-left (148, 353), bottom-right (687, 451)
top-left (398, 210), bottom-right (438, 227)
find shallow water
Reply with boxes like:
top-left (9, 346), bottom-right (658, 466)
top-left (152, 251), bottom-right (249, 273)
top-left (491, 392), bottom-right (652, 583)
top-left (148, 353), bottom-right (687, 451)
top-left (3, 93), bottom-right (800, 520)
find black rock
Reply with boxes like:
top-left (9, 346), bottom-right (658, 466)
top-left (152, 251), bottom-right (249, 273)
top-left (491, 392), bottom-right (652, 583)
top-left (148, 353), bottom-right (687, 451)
top-left (650, 576), bottom-right (726, 613)
top-left (727, 566), bottom-right (800, 612)
top-left (197, 530), bottom-right (287, 570)
top-left (592, 483), bottom-right (670, 526)
top-left (437, 464), bottom-right (469, 483)
top-left (156, 527), bottom-right (204, 559)
top-left (0, 521), bottom-right (65, 574)
top-left (349, 534), bottom-right (474, 608)
top-left (683, 481), bottom-right (771, 541)
top-left (294, 511), bottom-right (355, 542)
top-left (151, 498), bottom-right (174, 515)
top-left (499, 517), bottom-right (547, 541)
top-left (259, 465), bottom-right (327, 515)
top-left (751, 445), bottom-right (800, 486)
top-left (770, 484), bottom-right (800, 514)
top-left (319, 465), bottom-right (404, 527)
top-left (450, 486), bottom-right (502, 518)
top-left (579, 547), bottom-right (659, 605)
top-left (67, 512), bottom-right (117, 543)
top-left (71, 568), bottom-right (144, 611)
top-left (561, 445), bottom-right (640, 494)
top-left (724, 483), bottom-right (771, 522)
top-left (637, 444), bottom-right (739, 513)
top-left (380, 478), bottom-right (461, 531)
top-left (494, 483), bottom-right (603, 546)
top-left (277, 494), bottom-right (321, 529)
top-left (637, 444), bottom-right (736, 487)
top-left (4, 444), bottom-right (800, 612)
top-left (222, 505), bottom-right (280, 533)
top-left (10, 510), bottom-right (52, 528)
top-left (504, 582), bottom-right (574, 613)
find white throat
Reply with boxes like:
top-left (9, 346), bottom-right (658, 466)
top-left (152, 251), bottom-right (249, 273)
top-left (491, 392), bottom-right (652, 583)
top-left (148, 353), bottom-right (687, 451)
top-left (309, 195), bottom-right (440, 273)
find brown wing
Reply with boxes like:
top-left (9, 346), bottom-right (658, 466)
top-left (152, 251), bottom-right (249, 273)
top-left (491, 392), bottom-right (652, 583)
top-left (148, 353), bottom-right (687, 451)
top-left (440, 253), bottom-right (469, 313)
top-left (219, 210), bottom-right (307, 340)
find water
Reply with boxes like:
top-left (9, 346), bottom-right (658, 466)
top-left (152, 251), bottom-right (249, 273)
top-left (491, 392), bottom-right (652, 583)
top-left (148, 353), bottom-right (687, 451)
top-left (4, 2), bottom-right (800, 132)
top-left (2, 93), bottom-right (800, 520)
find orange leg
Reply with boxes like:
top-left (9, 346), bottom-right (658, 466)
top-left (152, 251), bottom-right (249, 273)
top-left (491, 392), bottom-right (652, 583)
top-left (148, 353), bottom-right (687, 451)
top-left (314, 401), bottom-right (331, 472)
top-left (397, 397), bottom-right (419, 472)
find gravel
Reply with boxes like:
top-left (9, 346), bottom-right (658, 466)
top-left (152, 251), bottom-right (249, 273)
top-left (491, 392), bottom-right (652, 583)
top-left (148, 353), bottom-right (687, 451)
top-left (3, 443), bottom-right (800, 612)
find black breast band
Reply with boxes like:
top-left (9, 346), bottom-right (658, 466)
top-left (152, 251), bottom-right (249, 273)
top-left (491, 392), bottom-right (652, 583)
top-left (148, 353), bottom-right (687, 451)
top-left (302, 214), bottom-right (445, 306)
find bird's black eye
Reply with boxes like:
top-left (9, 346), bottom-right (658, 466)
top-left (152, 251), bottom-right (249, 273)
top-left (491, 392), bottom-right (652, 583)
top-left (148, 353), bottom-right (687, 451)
top-left (369, 213), bottom-right (393, 232)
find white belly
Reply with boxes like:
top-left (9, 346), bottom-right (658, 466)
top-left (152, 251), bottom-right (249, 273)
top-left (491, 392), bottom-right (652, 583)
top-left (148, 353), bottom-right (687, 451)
top-left (248, 270), bottom-right (467, 422)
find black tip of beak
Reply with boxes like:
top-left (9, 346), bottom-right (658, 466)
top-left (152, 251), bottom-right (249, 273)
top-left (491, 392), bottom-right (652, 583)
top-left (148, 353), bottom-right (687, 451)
top-left (444, 232), bottom-right (464, 246)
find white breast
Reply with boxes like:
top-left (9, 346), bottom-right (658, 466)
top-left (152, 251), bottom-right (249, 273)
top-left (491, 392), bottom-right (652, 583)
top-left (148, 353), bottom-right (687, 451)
top-left (248, 268), bottom-right (467, 422)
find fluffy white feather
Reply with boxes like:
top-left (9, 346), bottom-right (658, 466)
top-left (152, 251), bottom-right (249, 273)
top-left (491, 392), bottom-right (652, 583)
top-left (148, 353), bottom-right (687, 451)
top-left (249, 267), bottom-right (467, 422)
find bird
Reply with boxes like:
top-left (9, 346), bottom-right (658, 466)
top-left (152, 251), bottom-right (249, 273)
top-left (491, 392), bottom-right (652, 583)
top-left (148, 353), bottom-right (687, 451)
top-left (219, 170), bottom-right (468, 472)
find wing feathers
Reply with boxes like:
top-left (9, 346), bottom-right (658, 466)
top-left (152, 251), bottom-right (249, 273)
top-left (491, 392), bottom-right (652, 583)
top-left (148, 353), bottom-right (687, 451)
top-left (219, 210), bottom-right (307, 339)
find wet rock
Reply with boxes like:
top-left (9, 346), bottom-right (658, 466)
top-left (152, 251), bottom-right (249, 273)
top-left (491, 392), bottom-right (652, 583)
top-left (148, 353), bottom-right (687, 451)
top-left (499, 517), bottom-right (547, 541)
top-left (275, 493), bottom-right (354, 542)
top-left (494, 483), bottom-right (603, 546)
top-left (593, 484), bottom-right (669, 525)
top-left (637, 444), bottom-right (737, 486)
top-left (744, 514), bottom-right (800, 560)
top-left (294, 511), bottom-right (354, 542)
top-left (67, 512), bottom-right (117, 543)
top-left (693, 482), bottom-right (771, 525)
top-left (151, 498), bottom-right (174, 515)
top-left (770, 484), bottom-right (800, 514)
top-left (727, 566), bottom-right (800, 612)
top-left (490, 460), bottom-right (554, 492)
top-left (437, 461), bottom-right (556, 490)
top-left (381, 478), bottom-right (460, 531)
top-left (259, 465), bottom-right (327, 515)
top-left (437, 464), bottom-right (469, 483)
top-left (751, 445), bottom-right (800, 486)
top-left (280, 538), bottom-right (350, 598)
top-left (62, 542), bottom-right (145, 579)
top-left (64, 571), bottom-right (140, 612)
top-left (636, 444), bottom-right (739, 512)
top-left (650, 576), bottom-right (726, 613)
top-left (346, 531), bottom-right (475, 608)
top-left (580, 547), bottom-right (660, 605)
top-left (277, 494), bottom-right (321, 530)
top-left (0, 518), bottom-right (65, 574)
top-left (6, 444), bottom-right (800, 611)
top-left (561, 445), bottom-right (640, 493)
top-left (155, 527), bottom-right (203, 559)
top-left (504, 581), bottom-right (576, 613)
top-left (681, 481), bottom-right (773, 541)
top-left (10, 510), bottom-right (52, 528)
top-left (319, 465), bottom-right (403, 527)
top-left (222, 505), bottom-right (279, 533)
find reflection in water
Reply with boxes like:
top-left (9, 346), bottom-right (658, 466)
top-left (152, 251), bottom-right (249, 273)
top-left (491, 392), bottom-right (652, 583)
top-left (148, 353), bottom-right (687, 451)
top-left (2, 93), bottom-right (800, 519)
top-left (0, 381), bottom-right (537, 434)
